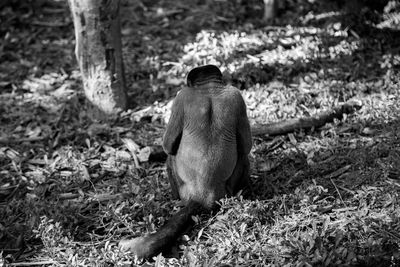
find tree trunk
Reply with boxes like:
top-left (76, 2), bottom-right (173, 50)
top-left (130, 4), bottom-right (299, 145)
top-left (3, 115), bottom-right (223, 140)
top-left (68, 0), bottom-right (127, 116)
top-left (263, 0), bottom-right (277, 21)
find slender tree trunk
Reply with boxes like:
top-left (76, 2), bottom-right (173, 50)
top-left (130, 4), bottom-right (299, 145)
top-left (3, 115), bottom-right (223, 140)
top-left (263, 0), bottom-right (277, 21)
top-left (68, 0), bottom-right (127, 116)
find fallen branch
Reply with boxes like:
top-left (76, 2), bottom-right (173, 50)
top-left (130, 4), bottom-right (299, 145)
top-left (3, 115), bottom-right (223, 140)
top-left (148, 100), bottom-right (362, 161)
top-left (250, 100), bottom-right (362, 136)
top-left (8, 261), bottom-right (57, 266)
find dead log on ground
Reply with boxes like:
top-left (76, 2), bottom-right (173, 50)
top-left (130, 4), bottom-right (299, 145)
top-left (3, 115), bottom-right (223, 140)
top-left (148, 100), bottom-right (362, 161)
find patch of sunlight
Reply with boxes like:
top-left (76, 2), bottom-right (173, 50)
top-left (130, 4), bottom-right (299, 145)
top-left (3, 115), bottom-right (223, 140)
top-left (301, 11), bottom-right (342, 24)
top-left (157, 29), bottom-right (273, 81)
top-left (183, 30), bottom-right (267, 63)
top-left (376, 7), bottom-right (400, 29)
top-left (326, 40), bottom-right (360, 59)
top-left (157, 26), bottom-right (361, 85)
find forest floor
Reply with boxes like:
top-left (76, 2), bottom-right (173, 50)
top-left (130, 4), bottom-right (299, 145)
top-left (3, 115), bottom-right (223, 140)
top-left (1, 0), bottom-right (400, 266)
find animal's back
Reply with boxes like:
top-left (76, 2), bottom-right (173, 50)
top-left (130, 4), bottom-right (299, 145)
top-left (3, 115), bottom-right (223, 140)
top-left (175, 86), bottom-right (241, 205)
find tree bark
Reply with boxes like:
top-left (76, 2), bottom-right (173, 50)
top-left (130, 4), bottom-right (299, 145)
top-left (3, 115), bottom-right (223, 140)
top-left (263, 0), bottom-right (277, 21)
top-left (68, 0), bottom-right (127, 116)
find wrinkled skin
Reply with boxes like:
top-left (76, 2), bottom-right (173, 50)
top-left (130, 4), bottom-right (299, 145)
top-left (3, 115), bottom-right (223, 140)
top-left (119, 65), bottom-right (252, 258)
top-left (164, 79), bottom-right (252, 208)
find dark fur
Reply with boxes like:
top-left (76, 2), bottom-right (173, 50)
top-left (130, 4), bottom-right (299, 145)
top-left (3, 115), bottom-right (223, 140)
top-left (186, 64), bottom-right (223, 87)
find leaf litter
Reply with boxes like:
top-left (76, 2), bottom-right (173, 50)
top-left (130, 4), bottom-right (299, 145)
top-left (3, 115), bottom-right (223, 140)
top-left (0, 0), bottom-right (400, 266)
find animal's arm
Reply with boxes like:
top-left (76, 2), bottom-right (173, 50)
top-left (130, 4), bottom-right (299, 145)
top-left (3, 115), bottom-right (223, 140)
top-left (163, 91), bottom-right (185, 155)
top-left (236, 94), bottom-right (252, 155)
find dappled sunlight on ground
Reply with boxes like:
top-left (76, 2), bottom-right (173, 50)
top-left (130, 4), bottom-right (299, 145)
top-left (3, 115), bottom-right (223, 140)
top-left (1, 0), bottom-right (400, 266)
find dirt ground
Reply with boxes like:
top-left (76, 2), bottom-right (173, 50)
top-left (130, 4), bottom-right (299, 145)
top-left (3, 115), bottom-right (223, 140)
top-left (1, 0), bottom-right (400, 266)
